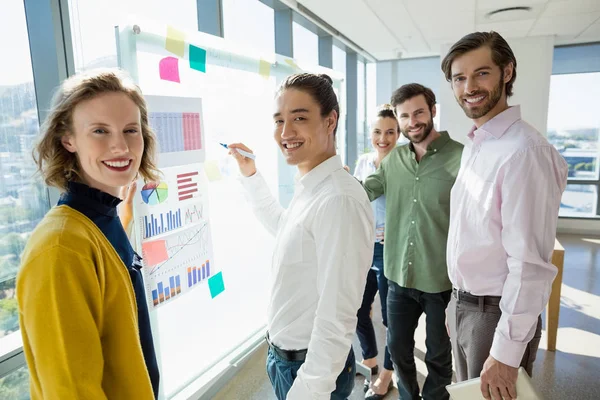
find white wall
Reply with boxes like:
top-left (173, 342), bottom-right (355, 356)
top-left (439, 35), bottom-right (555, 144)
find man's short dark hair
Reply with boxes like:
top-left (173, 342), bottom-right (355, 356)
top-left (390, 83), bottom-right (436, 113)
top-left (441, 31), bottom-right (517, 97)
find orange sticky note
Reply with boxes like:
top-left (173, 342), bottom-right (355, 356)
top-left (166, 26), bottom-right (185, 57)
top-left (159, 57), bottom-right (180, 83)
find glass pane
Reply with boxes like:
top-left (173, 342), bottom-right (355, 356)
top-left (292, 22), bottom-right (319, 66)
top-left (560, 184), bottom-right (598, 217)
top-left (366, 62), bottom-right (377, 122)
top-left (547, 72), bottom-right (600, 181)
top-left (223, 0), bottom-right (274, 55)
top-left (0, 0), bottom-right (48, 351)
top-left (332, 45), bottom-right (346, 75)
top-left (0, 365), bottom-right (30, 400)
top-left (332, 45), bottom-right (347, 163)
top-left (357, 60), bottom-right (367, 155)
top-left (133, 34), bottom-right (277, 396)
top-left (68, 0), bottom-right (198, 71)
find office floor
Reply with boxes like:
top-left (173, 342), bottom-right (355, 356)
top-left (212, 234), bottom-right (600, 400)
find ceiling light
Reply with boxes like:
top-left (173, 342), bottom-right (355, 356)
top-left (485, 6), bottom-right (532, 21)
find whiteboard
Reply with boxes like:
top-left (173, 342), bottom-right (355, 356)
top-left (117, 19), bottom-right (344, 399)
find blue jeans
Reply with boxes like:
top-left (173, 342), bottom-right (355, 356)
top-left (266, 347), bottom-right (356, 400)
top-left (387, 283), bottom-right (452, 400)
top-left (356, 242), bottom-right (392, 370)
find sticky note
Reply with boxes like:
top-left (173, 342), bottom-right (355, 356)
top-left (189, 45), bottom-right (207, 73)
top-left (203, 159), bottom-right (223, 181)
top-left (285, 58), bottom-right (299, 70)
top-left (142, 240), bottom-right (169, 266)
top-left (166, 26), bottom-right (185, 57)
top-left (208, 271), bottom-right (225, 298)
top-left (159, 57), bottom-right (180, 83)
top-left (259, 59), bottom-right (271, 78)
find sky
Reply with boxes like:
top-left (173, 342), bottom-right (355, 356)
top-left (0, 0), bottom-right (34, 85)
top-left (546, 72), bottom-right (600, 132)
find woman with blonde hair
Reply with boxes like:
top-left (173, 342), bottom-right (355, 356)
top-left (17, 69), bottom-right (160, 399)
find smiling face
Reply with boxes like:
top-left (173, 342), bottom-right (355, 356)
top-left (273, 88), bottom-right (337, 175)
top-left (370, 116), bottom-right (399, 157)
top-left (395, 94), bottom-right (436, 144)
top-left (61, 92), bottom-right (144, 196)
top-left (450, 46), bottom-right (513, 126)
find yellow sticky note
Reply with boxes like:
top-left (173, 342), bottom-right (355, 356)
top-left (204, 160), bottom-right (223, 182)
top-left (259, 59), bottom-right (271, 79)
top-left (285, 58), bottom-right (300, 70)
top-left (166, 26), bottom-right (185, 58)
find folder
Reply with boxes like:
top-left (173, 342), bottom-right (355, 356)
top-left (446, 367), bottom-right (542, 399)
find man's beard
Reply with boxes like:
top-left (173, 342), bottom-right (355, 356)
top-left (401, 117), bottom-right (434, 144)
top-left (457, 72), bottom-right (504, 120)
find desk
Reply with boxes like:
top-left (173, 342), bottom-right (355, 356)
top-left (546, 238), bottom-right (565, 352)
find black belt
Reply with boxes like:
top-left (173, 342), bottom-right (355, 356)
top-left (452, 288), bottom-right (501, 308)
top-left (265, 332), bottom-right (307, 362)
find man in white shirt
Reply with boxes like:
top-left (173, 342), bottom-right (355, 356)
top-left (229, 73), bottom-right (374, 400)
top-left (441, 32), bottom-right (568, 400)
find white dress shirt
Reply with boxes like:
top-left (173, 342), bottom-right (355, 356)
top-left (241, 155), bottom-right (375, 399)
top-left (447, 106), bottom-right (568, 367)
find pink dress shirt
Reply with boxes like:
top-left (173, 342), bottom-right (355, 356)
top-left (447, 106), bottom-right (568, 367)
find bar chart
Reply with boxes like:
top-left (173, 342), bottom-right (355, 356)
top-left (187, 260), bottom-right (211, 288)
top-left (151, 274), bottom-right (182, 307)
top-left (149, 111), bottom-right (203, 154)
top-left (144, 209), bottom-right (182, 239)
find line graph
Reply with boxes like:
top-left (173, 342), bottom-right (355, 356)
top-left (148, 222), bottom-right (210, 276)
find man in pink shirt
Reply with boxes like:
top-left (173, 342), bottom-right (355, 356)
top-left (441, 31), bottom-right (568, 400)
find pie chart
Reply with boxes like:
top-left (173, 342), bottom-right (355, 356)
top-left (141, 182), bottom-right (169, 205)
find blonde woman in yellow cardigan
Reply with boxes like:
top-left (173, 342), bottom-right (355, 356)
top-left (17, 69), bottom-right (160, 399)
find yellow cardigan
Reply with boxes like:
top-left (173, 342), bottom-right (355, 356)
top-left (16, 205), bottom-right (155, 399)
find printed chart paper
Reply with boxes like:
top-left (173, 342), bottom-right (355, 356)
top-left (145, 95), bottom-right (206, 167)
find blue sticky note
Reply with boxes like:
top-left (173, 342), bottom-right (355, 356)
top-left (189, 45), bottom-right (207, 73)
top-left (208, 271), bottom-right (225, 298)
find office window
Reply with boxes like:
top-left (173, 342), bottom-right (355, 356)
top-left (547, 72), bottom-right (600, 217)
top-left (68, 0), bottom-right (198, 71)
top-left (332, 45), bottom-right (346, 75)
top-left (292, 22), bottom-right (319, 66)
top-left (331, 45), bottom-right (347, 164)
top-left (0, 365), bottom-right (29, 399)
top-left (1, 0), bottom-right (49, 393)
top-left (223, 0), bottom-right (275, 55)
top-left (357, 60), bottom-right (367, 154)
top-left (366, 62), bottom-right (377, 122)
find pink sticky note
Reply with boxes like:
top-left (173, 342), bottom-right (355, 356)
top-left (159, 57), bottom-right (180, 83)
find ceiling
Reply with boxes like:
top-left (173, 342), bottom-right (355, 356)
top-left (295, 0), bottom-right (600, 60)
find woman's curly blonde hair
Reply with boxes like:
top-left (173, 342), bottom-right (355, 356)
top-left (33, 68), bottom-right (160, 191)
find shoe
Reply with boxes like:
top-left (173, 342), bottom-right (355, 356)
top-left (364, 380), bottom-right (393, 400)
top-left (362, 365), bottom-right (379, 392)
top-left (370, 365), bottom-right (379, 376)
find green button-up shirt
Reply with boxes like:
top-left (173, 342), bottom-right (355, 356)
top-left (363, 131), bottom-right (463, 293)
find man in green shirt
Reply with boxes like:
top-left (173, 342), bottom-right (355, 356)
top-left (362, 83), bottom-right (463, 400)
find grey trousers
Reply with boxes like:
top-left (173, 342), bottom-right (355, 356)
top-left (447, 294), bottom-right (542, 381)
